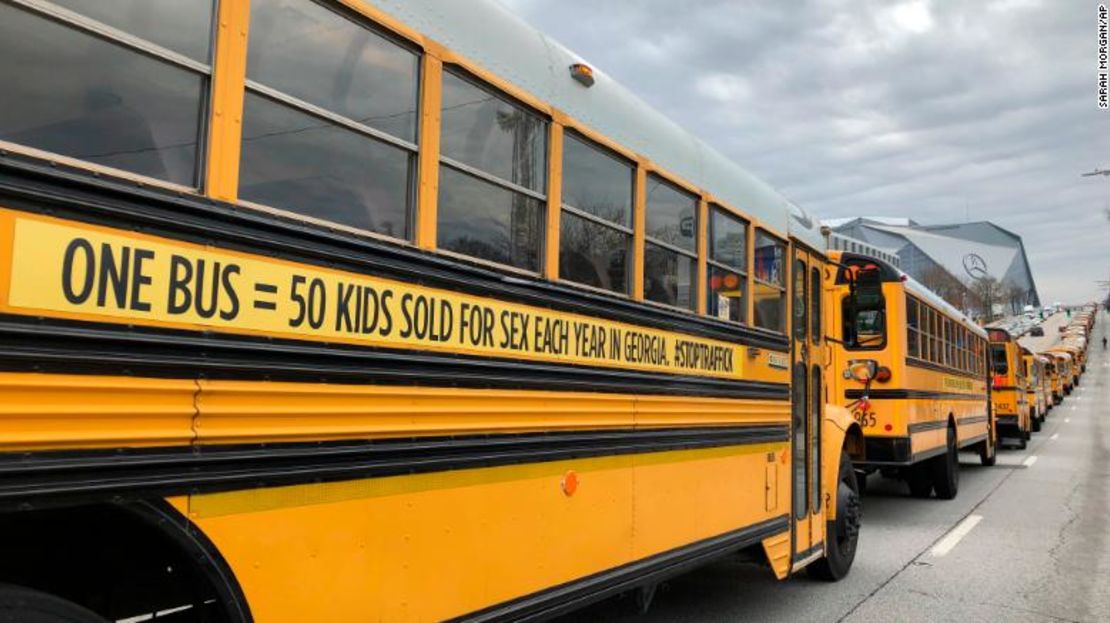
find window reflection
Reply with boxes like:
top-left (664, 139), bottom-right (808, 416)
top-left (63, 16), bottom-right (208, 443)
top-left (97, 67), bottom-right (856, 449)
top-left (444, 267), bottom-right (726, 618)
top-left (810, 266), bottom-right (821, 342)
top-left (559, 212), bottom-right (629, 294)
top-left (50, 0), bottom-right (215, 63)
top-left (793, 259), bottom-right (806, 340)
top-left (247, 0), bottom-right (419, 142)
top-left (754, 231), bottom-right (785, 286)
top-left (754, 281), bottom-right (786, 333)
top-left (441, 70), bottom-right (546, 192)
top-left (238, 93), bottom-right (412, 238)
top-left (710, 208), bottom-right (747, 270)
top-left (0, 4), bottom-right (205, 186)
top-left (645, 175), bottom-right (696, 253)
top-left (239, 0), bottom-right (420, 239)
top-left (708, 266), bottom-right (746, 323)
top-left (562, 133), bottom-right (632, 226)
top-left (645, 243), bottom-right (695, 310)
top-left (438, 167), bottom-right (543, 271)
top-left (559, 133), bottom-right (631, 293)
top-left (438, 69), bottom-right (547, 271)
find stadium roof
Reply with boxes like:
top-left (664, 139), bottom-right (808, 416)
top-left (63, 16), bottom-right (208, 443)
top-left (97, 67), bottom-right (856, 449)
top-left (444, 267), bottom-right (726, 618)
top-left (829, 217), bottom-right (1040, 307)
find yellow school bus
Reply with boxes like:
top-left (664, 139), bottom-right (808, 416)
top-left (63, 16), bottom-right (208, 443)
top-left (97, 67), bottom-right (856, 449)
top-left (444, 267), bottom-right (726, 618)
top-left (988, 328), bottom-right (1031, 449)
top-left (1050, 351), bottom-right (1075, 396)
top-left (1048, 345), bottom-right (1081, 391)
top-left (1021, 349), bottom-right (1046, 432)
top-left (1043, 355), bottom-right (1063, 405)
top-left (1036, 355), bottom-right (1054, 417)
top-left (826, 252), bottom-right (993, 500)
top-left (0, 1), bottom-right (866, 620)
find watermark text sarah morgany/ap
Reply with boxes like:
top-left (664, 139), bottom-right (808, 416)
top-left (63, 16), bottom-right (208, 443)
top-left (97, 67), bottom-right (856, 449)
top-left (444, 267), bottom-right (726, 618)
top-left (1099, 4), bottom-right (1108, 108)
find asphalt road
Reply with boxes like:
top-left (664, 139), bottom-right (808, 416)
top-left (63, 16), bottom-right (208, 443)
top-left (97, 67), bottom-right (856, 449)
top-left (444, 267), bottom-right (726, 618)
top-left (557, 311), bottom-right (1110, 623)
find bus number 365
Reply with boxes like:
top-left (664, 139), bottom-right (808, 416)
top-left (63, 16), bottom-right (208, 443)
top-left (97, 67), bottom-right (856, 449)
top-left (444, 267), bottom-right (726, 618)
top-left (852, 408), bottom-right (877, 428)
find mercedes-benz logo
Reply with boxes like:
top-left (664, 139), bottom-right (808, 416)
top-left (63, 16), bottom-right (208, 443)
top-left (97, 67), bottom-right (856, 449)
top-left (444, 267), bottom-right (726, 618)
top-left (963, 253), bottom-right (988, 280)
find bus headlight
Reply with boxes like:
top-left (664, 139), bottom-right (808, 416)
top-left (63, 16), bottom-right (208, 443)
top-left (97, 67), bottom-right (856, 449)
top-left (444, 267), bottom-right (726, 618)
top-left (845, 359), bottom-right (878, 383)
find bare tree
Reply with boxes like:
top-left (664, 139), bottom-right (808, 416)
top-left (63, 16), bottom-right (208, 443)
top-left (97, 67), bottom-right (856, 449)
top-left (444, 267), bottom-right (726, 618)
top-left (969, 276), bottom-right (1003, 322)
top-left (1002, 282), bottom-right (1027, 315)
top-left (918, 265), bottom-right (970, 312)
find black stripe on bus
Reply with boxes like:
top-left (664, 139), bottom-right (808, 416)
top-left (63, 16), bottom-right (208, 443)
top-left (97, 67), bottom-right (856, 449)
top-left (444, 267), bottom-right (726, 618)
top-left (0, 315), bottom-right (788, 400)
top-left (905, 358), bottom-right (986, 381)
top-left (886, 416), bottom-right (986, 438)
top-left (844, 388), bottom-right (988, 401)
top-left (907, 420), bottom-right (948, 434)
top-left (0, 425), bottom-right (789, 508)
top-left (451, 515), bottom-right (790, 623)
top-left (958, 433), bottom-right (987, 448)
top-left (856, 436), bottom-right (948, 466)
top-left (0, 157), bottom-right (789, 352)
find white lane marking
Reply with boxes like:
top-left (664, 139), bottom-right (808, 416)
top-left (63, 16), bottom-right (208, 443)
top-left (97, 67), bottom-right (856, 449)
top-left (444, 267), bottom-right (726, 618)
top-left (1023, 455), bottom-right (1038, 467)
top-left (1066, 417), bottom-right (1072, 422)
top-left (116, 604), bottom-right (193, 623)
top-left (1050, 433), bottom-right (1059, 440)
top-left (930, 514), bottom-right (983, 557)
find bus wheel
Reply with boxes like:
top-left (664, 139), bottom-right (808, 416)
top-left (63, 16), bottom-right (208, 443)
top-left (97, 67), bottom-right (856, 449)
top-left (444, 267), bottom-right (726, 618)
top-left (1031, 409), bottom-right (1042, 432)
top-left (0, 584), bottom-right (107, 623)
top-left (931, 427), bottom-right (959, 500)
top-left (979, 430), bottom-right (997, 467)
top-left (809, 450), bottom-right (860, 581)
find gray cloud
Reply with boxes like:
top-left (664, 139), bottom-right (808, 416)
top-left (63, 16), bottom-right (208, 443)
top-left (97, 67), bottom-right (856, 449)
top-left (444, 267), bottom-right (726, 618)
top-left (500, 0), bottom-right (1110, 303)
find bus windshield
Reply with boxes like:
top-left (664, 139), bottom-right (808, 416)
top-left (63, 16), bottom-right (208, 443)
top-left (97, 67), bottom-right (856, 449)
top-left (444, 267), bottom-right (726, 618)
top-left (840, 296), bottom-right (886, 348)
top-left (990, 345), bottom-right (1009, 375)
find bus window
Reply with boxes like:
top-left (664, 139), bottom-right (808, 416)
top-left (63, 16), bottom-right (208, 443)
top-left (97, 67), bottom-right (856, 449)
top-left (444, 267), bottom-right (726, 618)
top-left (559, 132), bottom-right (633, 294)
top-left (793, 259), bottom-right (807, 341)
top-left (643, 175), bottom-right (697, 310)
top-left (842, 265), bottom-right (885, 349)
top-left (438, 69), bottom-right (548, 270)
top-left (753, 231), bottom-right (786, 332)
top-left (906, 295), bottom-right (920, 358)
top-left (810, 266), bottom-right (821, 342)
top-left (810, 364), bottom-right (822, 511)
top-left (0, 2), bottom-right (213, 187)
top-left (792, 363), bottom-right (808, 519)
top-left (990, 344), bottom-right (1009, 376)
top-left (240, 0), bottom-right (419, 239)
top-left (706, 206), bottom-right (748, 322)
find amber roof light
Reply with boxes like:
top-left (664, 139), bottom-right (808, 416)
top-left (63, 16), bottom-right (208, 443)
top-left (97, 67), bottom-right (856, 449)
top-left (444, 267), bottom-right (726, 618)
top-left (569, 63), bottom-right (595, 87)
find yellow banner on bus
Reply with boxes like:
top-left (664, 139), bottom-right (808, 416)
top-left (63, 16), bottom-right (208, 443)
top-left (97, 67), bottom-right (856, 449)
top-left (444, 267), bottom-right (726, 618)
top-left (0, 211), bottom-right (746, 379)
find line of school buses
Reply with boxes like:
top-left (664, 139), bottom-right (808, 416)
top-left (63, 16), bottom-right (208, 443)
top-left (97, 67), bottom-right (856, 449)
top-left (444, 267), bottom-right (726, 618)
top-left (830, 251), bottom-right (1098, 498)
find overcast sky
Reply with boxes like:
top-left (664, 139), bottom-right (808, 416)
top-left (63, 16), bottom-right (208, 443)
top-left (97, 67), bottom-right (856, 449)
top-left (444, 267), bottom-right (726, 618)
top-left (499, 0), bottom-right (1109, 304)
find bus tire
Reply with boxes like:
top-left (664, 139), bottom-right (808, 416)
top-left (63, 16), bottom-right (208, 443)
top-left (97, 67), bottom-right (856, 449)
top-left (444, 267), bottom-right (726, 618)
top-left (809, 450), bottom-right (860, 582)
top-left (1017, 435), bottom-right (1028, 450)
top-left (979, 430), bottom-right (997, 467)
top-left (1031, 409), bottom-right (1042, 432)
top-left (931, 426), bottom-right (959, 500)
top-left (0, 584), bottom-right (108, 623)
